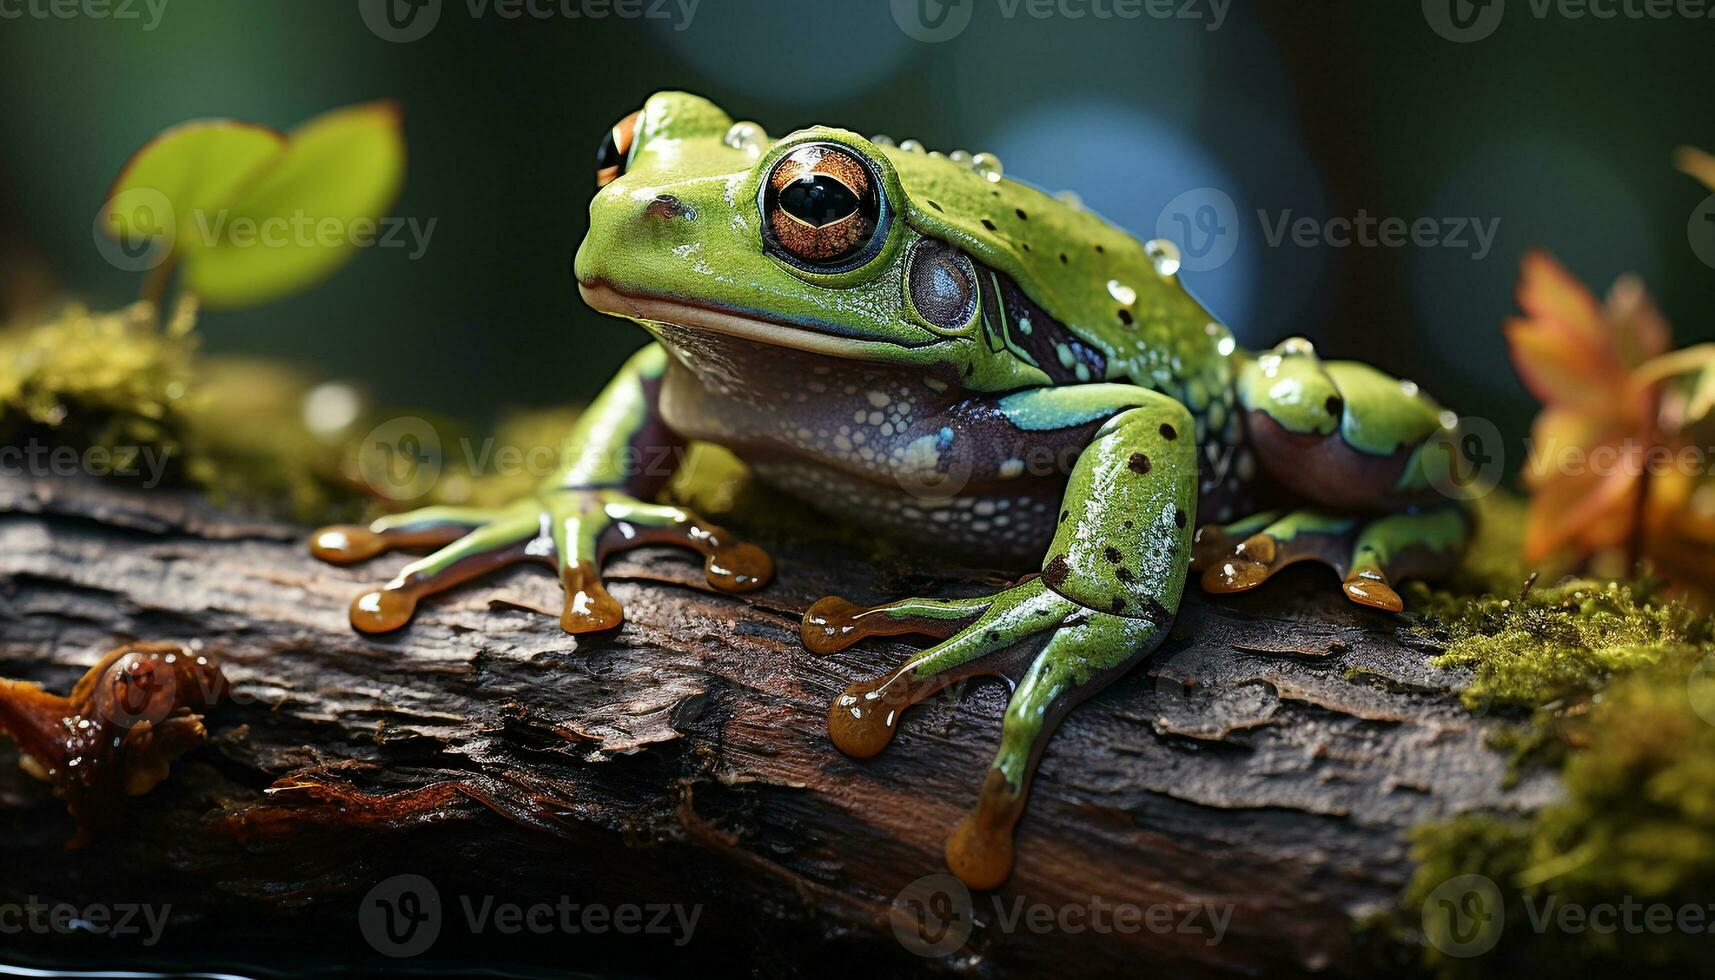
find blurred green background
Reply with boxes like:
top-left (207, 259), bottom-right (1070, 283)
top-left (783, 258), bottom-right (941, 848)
top-left (2, 0), bottom-right (1711, 454)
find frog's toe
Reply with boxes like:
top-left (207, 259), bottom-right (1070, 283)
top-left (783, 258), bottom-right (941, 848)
top-left (310, 506), bottom-right (499, 565)
top-left (823, 581), bottom-right (1065, 759)
top-left (1193, 510), bottom-right (1351, 597)
top-left (347, 508), bottom-right (544, 633)
top-left (1339, 507), bottom-right (1468, 612)
top-left (598, 498), bottom-right (773, 594)
top-left (558, 559), bottom-right (625, 634)
top-left (1194, 505), bottom-right (1468, 612)
top-left (946, 769), bottom-right (1024, 891)
top-left (1342, 569), bottom-right (1403, 612)
top-left (801, 593), bottom-right (993, 656)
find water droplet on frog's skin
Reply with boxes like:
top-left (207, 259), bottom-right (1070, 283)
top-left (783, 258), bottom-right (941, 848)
top-left (1054, 188), bottom-right (1081, 208)
top-left (1275, 336), bottom-right (1316, 357)
top-left (899, 139), bottom-right (926, 154)
top-left (871, 134), bottom-right (896, 147)
top-left (949, 149), bottom-right (971, 165)
top-left (969, 152), bottom-right (1004, 183)
top-left (723, 121), bottom-right (768, 153)
top-left (1106, 279), bottom-right (1137, 306)
top-left (1144, 238), bottom-right (1181, 277)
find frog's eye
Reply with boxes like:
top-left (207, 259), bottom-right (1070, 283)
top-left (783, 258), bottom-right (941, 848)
top-left (763, 144), bottom-right (881, 269)
top-left (595, 111), bottom-right (640, 189)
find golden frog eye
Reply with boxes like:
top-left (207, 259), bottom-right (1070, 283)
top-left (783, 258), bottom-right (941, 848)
top-left (595, 110), bottom-right (639, 188)
top-left (763, 144), bottom-right (880, 268)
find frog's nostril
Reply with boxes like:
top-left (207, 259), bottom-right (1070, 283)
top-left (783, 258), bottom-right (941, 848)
top-left (644, 194), bottom-right (695, 221)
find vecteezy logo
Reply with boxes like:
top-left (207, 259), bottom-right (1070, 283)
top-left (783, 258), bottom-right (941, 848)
top-left (1423, 413), bottom-right (1503, 502)
top-left (890, 0), bottom-right (973, 42)
top-left (1155, 188), bottom-right (1239, 274)
top-left (890, 874), bottom-right (975, 956)
top-left (1422, 873), bottom-right (1504, 958)
top-left (1689, 194), bottom-right (1715, 270)
top-left (93, 186), bottom-right (175, 273)
top-left (1423, 0), bottom-right (1505, 42)
top-left (358, 0), bottom-right (442, 42)
top-left (358, 416), bottom-right (444, 501)
top-left (359, 874), bottom-right (442, 957)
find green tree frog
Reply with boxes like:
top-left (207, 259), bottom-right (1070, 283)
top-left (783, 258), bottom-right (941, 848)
top-left (310, 92), bottom-right (1470, 890)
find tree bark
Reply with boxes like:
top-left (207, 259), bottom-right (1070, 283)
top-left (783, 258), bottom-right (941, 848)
top-left (0, 474), bottom-right (1554, 978)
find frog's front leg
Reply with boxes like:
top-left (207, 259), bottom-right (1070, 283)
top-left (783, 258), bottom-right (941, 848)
top-left (311, 344), bottom-right (772, 634)
top-left (808, 387), bottom-right (1197, 889)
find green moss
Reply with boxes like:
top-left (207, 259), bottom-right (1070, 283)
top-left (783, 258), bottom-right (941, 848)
top-left (1417, 577), bottom-right (1705, 713)
top-left (1400, 648), bottom-right (1715, 975)
top-left (0, 300), bottom-right (359, 521)
top-left (1389, 503), bottom-right (1715, 976)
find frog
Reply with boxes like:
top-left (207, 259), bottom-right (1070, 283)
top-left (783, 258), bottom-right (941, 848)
top-left (309, 92), bottom-right (1472, 891)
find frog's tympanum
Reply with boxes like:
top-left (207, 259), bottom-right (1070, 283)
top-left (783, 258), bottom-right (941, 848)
top-left (0, 642), bottom-right (228, 844)
top-left (312, 93), bottom-right (1470, 889)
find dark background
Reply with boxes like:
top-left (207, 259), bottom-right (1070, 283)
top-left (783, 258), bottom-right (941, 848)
top-left (2, 0), bottom-right (1711, 456)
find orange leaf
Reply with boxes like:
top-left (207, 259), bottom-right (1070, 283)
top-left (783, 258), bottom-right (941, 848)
top-left (1516, 250), bottom-right (1608, 347)
top-left (1605, 274), bottom-right (1672, 367)
top-left (1522, 447), bottom-right (1642, 561)
top-left (1505, 317), bottom-right (1626, 410)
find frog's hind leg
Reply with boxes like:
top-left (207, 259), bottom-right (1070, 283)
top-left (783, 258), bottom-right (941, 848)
top-left (947, 607), bottom-right (1162, 890)
top-left (1193, 504), bottom-right (1469, 612)
top-left (808, 391), bottom-right (1198, 888)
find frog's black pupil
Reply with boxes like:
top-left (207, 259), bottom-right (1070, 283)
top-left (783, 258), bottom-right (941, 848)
top-left (779, 175), bottom-right (859, 227)
top-left (596, 129), bottom-right (623, 172)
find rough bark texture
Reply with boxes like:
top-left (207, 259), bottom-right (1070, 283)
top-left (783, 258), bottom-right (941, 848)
top-left (0, 474), bottom-right (1555, 978)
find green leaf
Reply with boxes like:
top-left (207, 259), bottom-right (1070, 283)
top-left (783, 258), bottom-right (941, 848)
top-left (180, 101), bottom-right (406, 309)
top-left (101, 120), bottom-right (287, 245)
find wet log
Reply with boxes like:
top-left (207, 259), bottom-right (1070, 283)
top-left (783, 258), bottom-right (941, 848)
top-left (0, 474), bottom-right (1553, 977)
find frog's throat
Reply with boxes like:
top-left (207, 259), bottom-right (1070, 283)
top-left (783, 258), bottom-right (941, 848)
top-left (577, 282), bottom-right (931, 361)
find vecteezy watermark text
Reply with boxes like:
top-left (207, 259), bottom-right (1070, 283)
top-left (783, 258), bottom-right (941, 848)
top-left (359, 875), bottom-right (700, 957)
top-left (0, 0), bottom-right (167, 29)
top-left (96, 187), bottom-right (438, 272)
top-left (0, 898), bottom-right (171, 946)
top-left (1425, 0), bottom-right (1715, 43)
top-left (890, 0), bottom-right (1229, 42)
top-left (0, 441), bottom-right (173, 488)
top-left (1155, 188), bottom-right (1501, 273)
top-left (890, 874), bottom-right (1231, 957)
top-left (358, 0), bottom-right (699, 42)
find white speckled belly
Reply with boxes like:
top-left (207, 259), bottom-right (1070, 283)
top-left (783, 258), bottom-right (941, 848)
top-left (650, 324), bottom-right (1070, 564)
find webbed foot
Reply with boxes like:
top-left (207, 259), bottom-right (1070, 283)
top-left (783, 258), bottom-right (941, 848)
top-left (312, 492), bottom-right (772, 634)
top-left (1192, 504), bottom-right (1468, 612)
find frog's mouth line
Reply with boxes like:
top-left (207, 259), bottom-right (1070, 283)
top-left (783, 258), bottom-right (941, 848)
top-left (578, 282), bottom-right (933, 360)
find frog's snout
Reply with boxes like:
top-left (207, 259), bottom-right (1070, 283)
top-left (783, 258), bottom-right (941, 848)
top-left (643, 193), bottom-right (695, 221)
